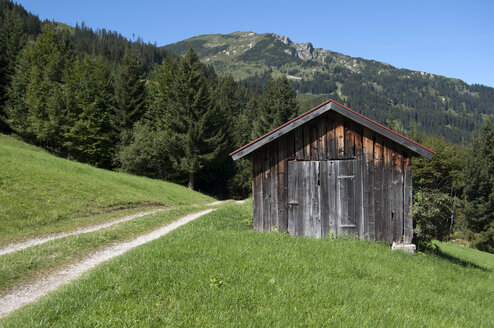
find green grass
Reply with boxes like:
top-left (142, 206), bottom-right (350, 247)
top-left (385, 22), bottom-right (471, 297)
top-left (0, 134), bottom-right (214, 245)
top-left (0, 205), bottom-right (211, 296)
top-left (3, 201), bottom-right (493, 327)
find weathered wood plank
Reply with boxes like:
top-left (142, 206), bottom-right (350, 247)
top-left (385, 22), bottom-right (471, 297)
top-left (404, 155), bottom-right (413, 244)
top-left (335, 116), bottom-right (345, 159)
top-left (286, 132), bottom-right (295, 160)
top-left (262, 147), bottom-right (271, 232)
top-left (252, 151), bottom-right (261, 231)
top-left (346, 160), bottom-right (356, 235)
top-left (373, 138), bottom-right (384, 241)
top-left (354, 128), bottom-right (362, 159)
top-left (301, 162), bottom-right (311, 236)
top-left (391, 150), bottom-right (404, 243)
top-left (287, 161), bottom-right (298, 235)
top-left (362, 129), bottom-right (374, 240)
top-left (278, 137), bottom-right (288, 232)
top-left (270, 142), bottom-right (279, 231)
top-left (312, 161), bottom-right (321, 237)
top-left (344, 123), bottom-right (355, 158)
top-left (302, 123), bottom-right (310, 161)
top-left (354, 158), bottom-right (364, 239)
top-left (317, 117), bottom-right (326, 160)
top-left (327, 161), bottom-right (337, 236)
top-left (383, 143), bottom-right (393, 243)
top-left (327, 114), bottom-right (336, 159)
top-left (320, 161), bottom-right (329, 237)
top-left (310, 123), bottom-right (318, 161)
top-left (295, 128), bottom-right (304, 160)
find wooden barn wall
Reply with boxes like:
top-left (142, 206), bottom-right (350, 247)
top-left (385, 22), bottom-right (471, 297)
top-left (251, 111), bottom-right (413, 243)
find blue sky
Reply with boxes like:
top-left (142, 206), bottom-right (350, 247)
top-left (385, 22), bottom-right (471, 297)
top-left (18, 0), bottom-right (494, 87)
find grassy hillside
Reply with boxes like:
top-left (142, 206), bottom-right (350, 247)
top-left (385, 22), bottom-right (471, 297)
top-left (3, 202), bottom-right (492, 327)
top-left (0, 134), bottom-right (214, 245)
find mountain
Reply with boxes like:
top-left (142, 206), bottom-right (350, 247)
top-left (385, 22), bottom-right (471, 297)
top-left (163, 32), bottom-right (494, 143)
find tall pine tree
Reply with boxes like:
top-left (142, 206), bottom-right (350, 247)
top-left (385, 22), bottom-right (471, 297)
top-left (253, 75), bottom-right (299, 138)
top-left (162, 48), bottom-right (227, 190)
top-left (64, 55), bottom-right (117, 168)
top-left (113, 49), bottom-right (146, 139)
top-left (0, 10), bottom-right (26, 131)
top-left (464, 120), bottom-right (494, 252)
top-left (6, 25), bottom-right (72, 150)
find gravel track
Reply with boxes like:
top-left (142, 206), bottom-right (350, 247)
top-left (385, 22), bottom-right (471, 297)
top-left (0, 209), bottom-right (163, 256)
top-left (0, 209), bottom-right (215, 318)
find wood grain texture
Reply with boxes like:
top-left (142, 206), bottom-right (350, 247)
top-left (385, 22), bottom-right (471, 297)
top-left (270, 143), bottom-right (279, 231)
top-left (373, 139), bottom-right (384, 241)
top-left (404, 156), bottom-right (413, 244)
top-left (383, 143), bottom-right (393, 243)
top-left (317, 117), bottom-right (326, 160)
top-left (335, 116), bottom-right (345, 159)
top-left (303, 124), bottom-right (311, 160)
top-left (327, 115), bottom-right (336, 159)
top-left (287, 161), bottom-right (299, 236)
top-left (278, 137), bottom-right (288, 232)
top-left (262, 147), bottom-right (271, 232)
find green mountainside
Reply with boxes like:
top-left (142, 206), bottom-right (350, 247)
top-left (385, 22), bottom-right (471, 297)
top-left (164, 32), bottom-right (494, 142)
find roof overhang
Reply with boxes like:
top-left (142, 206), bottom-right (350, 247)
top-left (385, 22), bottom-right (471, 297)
top-left (230, 99), bottom-right (435, 160)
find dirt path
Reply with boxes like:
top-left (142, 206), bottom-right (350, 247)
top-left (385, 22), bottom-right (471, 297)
top-left (0, 209), bottom-right (163, 256)
top-left (0, 209), bottom-right (215, 318)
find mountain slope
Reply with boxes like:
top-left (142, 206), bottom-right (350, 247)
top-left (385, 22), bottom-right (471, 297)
top-left (164, 32), bottom-right (494, 142)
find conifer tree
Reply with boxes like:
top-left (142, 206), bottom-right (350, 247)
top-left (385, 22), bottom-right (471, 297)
top-left (6, 25), bottom-right (72, 150)
top-left (276, 75), bottom-right (299, 124)
top-left (253, 75), bottom-right (299, 138)
top-left (64, 55), bottom-right (117, 168)
top-left (163, 48), bottom-right (227, 190)
top-left (113, 49), bottom-right (146, 138)
top-left (464, 120), bottom-right (494, 252)
top-left (0, 10), bottom-right (26, 131)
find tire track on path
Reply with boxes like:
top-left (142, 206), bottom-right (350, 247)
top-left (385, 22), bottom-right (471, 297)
top-left (0, 209), bottom-right (164, 256)
top-left (0, 208), bottom-right (215, 318)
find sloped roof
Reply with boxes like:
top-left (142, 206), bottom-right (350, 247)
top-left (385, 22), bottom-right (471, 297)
top-left (230, 99), bottom-right (435, 160)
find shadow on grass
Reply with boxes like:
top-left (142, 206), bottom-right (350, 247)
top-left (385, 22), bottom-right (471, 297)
top-left (422, 244), bottom-right (491, 272)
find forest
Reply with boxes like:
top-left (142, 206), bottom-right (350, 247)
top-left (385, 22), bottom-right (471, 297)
top-left (0, 0), bottom-right (492, 252)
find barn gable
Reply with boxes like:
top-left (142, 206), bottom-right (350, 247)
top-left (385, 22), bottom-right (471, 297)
top-left (230, 99), bottom-right (434, 244)
top-left (230, 99), bottom-right (434, 160)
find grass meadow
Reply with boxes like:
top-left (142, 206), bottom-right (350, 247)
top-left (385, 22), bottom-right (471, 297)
top-left (0, 205), bottom-right (214, 296)
top-left (2, 201), bottom-right (492, 327)
top-left (0, 134), bottom-right (214, 245)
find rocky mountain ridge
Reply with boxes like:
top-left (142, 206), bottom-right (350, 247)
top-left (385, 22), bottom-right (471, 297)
top-left (163, 31), bottom-right (494, 143)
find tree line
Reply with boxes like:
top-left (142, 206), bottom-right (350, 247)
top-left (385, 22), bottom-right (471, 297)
top-left (0, 5), bottom-right (299, 198)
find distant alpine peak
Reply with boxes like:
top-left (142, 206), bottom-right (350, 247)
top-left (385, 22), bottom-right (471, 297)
top-left (272, 33), bottom-right (292, 46)
top-left (271, 33), bottom-right (315, 60)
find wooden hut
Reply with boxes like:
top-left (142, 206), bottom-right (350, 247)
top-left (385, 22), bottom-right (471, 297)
top-left (230, 99), bottom-right (434, 245)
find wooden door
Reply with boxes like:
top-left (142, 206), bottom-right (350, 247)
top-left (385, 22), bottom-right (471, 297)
top-left (287, 161), bottom-right (320, 237)
top-left (333, 160), bottom-right (357, 235)
top-left (288, 160), bottom-right (359, 238)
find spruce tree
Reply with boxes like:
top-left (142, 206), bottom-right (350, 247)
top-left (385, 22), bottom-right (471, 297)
top-left (0, 10), bottom-right (26, 132)
top-left (113, 49), bottom-right (146, 138)
top-left (163, 48), bottom-right (227, 190)
top-left (253, 75), bottom-right (299, 138)
top-left (464, 120), bottom-right (494, 252)
top-left (64, 55), bottom-right (117, 168)
top-left (6, 25), bottom-right (72, 150)
top-left (275, 75), bottom-right (299, 124)
top-left (253, 76), bottom-right (277, 138)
